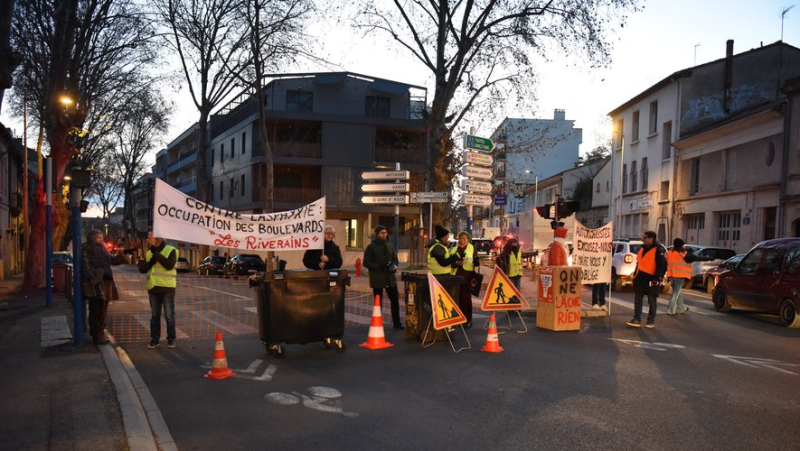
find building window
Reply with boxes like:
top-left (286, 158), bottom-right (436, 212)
top-left (649, 100), bottom-right (658, 135)
top-left (690, 159), bottom-right (700, 195)
top-left (662, 121), bottom-right (672, 160)
top-left (378, 216), bottom-right (407, 235)
top-left (220, 143), bottom-right (224, 163)
top-left (242, 132), bottom-right (246, 154)
top-left (622, 164), bottom-right (627, 194)
top-left (596, 183), bottom-right (600, 193)
top-left (606, 181), bottom-right (609, 192)
top-left (211, 148), bottom-right (215, 167)
top-left (241, 174), bottom-right (245, 196)
top-left (717, 211), bottom-right (741, 245)
top-left (630, 160), bottom-right (637, 192)
top-left (687, 213), bottom-right (705, 230)
top-left (286, 90), bottom-right (313, 112)
top-left (365, 96), bottom-right (390, 118)
top-left (614, 118), bottom-right (624, 150)
top-left (230, 137), bottom-right (235, 159)
top-left (219, 181), bottom-right (224, 200)
top-left (631, 110), bottom-right (640, 142)
top-left (640, 157), bottom-right (648, 190)
top-left (660, 181), bottom-right (669, 201)
top-left (275, 171), bottom-right (302, 189)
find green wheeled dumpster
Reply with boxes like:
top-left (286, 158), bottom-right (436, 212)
top-left (401, 272), bottom-right (462, 342)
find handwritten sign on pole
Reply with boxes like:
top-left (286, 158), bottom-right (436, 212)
top-left (572, 220), bottom-right (613, 284)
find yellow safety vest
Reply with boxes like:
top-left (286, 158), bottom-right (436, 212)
top-left (146, 245), bottom-right (178, 290)
top-left (428, 242), bottom-right (451, 275)
top-left (450, 244), bottom-right (475, 274)
top-left (509, 251), bottom-right (522, 277)
top-left (666, 250), bottom-right (692, 280)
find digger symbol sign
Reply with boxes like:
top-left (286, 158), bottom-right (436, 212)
top-left (481, 267), bottom-right (530, 311)
top-left (427, 273), bottom-right (467, 330)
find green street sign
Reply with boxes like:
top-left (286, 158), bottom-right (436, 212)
top-left (464, 134), bottom-right (494, 153)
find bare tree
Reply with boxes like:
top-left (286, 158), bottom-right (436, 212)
top-left (90, 155), bottom-right (124, 219)
top-left (10, 0), bottom-right (158, 287)
top-left (354, 0), bottom-right (641, 197)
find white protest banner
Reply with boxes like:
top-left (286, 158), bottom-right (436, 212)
top-left (152, 178), bottom-right (325, 251)
top-left (572, 220), bottom-right (613, 284)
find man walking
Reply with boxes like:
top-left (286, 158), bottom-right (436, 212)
top-left (666, 238), bottom-right (714, 315)
top-left (363, 225), bottom-right (403, 330)
top-left (626, 231), bottom-right (667, 329)
top-left (139, 235), bottom-right (178, 348)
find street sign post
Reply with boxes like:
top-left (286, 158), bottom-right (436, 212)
top-left (359, 170), bottom-right (411, 180)
top-left (461, 179), bottom-right (493, 194)
top-left (494, 194), bottom-right (507, 206)
top-left (360, 195), bottom-right (409, 205)
top-left (463, 193), bottom-right (493, 207)
top-left (464, 151), bottom-right (494, 167)
top-left (410, 192), bottom-right (448, 203)
top-left (463, 134), bottom-right (494, 153)
top-left (360, 183), bottom-right (410, 192)
top-left (462, 165), bottom-right (493, 180)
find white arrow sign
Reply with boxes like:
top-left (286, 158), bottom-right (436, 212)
top-left (463, 193), bottom-right (493, 207)
top-left (361, 183), bottom-right (410, 192)
top-left (464, 151), bottom-right (494, 167)
top-left (360, 170), bottom-right (410, 181)
top-left (361, 195), bottom-right (409, 205)
top-left (411, 192), bottom-right (448, 203)
top-left (462, 179), bottom-right (493, 194)
top-left (462, 165), bottom-right (493, 180)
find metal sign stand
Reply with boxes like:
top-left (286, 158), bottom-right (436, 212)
top-left (421, 318), bottom-right (471, 353)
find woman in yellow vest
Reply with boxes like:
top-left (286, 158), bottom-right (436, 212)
top-left (497, 237), bottom-right (523, 289)
top-left (450, 231), bottom-right (479, 327)
top-left (138, 236), bottom-right (178, 349)
top-left (666, 238), bottom-right (714, 315)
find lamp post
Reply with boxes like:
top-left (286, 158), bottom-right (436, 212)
top-left (45, 157), bottom-right (53, 307)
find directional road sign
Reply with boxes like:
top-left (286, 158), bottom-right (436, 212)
top-left (494, 194), bottom-right (507, 206)
top-left (360, 170), bottom-right (411, 181)
top-left (411, 192), bottom-right (448, 203)
top-left (462, 165), bottom-right (493, 180)
top-left (463, 134), bottom-right (494, 153)
top-left (361, 195), bottom-right (409, 205)
top-left (464, 151), bottom-right (494, 167)
top-left (463, 193), bottom-right (493, 207)
top-left (461, 179), bottom-right (493, 194)
top-left (360, 183), bottom-right (410, 192)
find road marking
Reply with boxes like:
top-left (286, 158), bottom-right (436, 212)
top-left (609, 338), bottom-right (686, 351)
top-left (713, 355), bottom-right (800, 375)
top-left (41, 316), bottom-right (72, 347)
top-left (265, 387), bottom-right (358, 418)
top-left (608, 295), bottom-right (721, 316)
top-left (190, 310), bottom-right (257, 334)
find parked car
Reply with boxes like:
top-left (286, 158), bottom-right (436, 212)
top-left (670, 245), bottom-right (737, 288)
top-left (223, 254), bottom-right (266, 276)
top-left (52, 251), bottom-right (73, 265)
top-left (175, 257), bottom-right (192, 273)
top-left (702, 254), bottom-right (745, 293)
top-left (198, 256), bottom-right (227, 276)
top-left (713, 238), bottom-right (800, 328)
top-left (611, 239), bottom-right (668, 291)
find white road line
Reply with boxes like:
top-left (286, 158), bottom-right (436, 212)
top-left (190, 310), bottom-right (257, 335)
top-left (608, 294), bottom-right (722, 316)
top-left (133, 314), bottom-right (190, 339)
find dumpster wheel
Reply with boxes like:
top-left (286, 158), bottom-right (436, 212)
top-left (266, 343), bottom-right (284, 357)
top-left (323, 338), bottom-right (333, 349)
top-left (334, 339), bottom-right (345, 353)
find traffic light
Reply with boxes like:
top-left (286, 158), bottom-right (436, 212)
top-left (535, 204), bottom-right (553, 219)
top-left (557, 200), bottom-right (580, 218)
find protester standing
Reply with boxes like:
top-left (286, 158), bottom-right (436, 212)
top-left (303, 225), bottom-right (343, 270)
top-left (450, 231), bottom-right (479, 328)
top-left (591, 283), bottom-right (607, 311)
top-left (666, 238), bottom-right (714, 315)
top-left (82, 229), bottom-right (119, 345)
top-left (363, 225), bottom-right (403, 330)
top-left (626, 231), bottom-right (667, 329)
top-left (496, 237), bottom-right (523, 289)
top-left (138, 236), bottom-right (178, 348)
top-left (427, 225), bottom-right (461, 277)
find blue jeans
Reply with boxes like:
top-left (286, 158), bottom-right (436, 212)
top-left (149, 292), bottom-right (176, 341)
top-left (667, 278), bottom-right (686, 314)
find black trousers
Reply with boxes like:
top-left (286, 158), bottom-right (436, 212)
top-left (633, 285), bottom-right (658, 323)
top-left (373, 286), bottom-right (401, 327)
top-left (592, 283), bottom-right (607, 306)
top-left (87, 296), bottom-right (108, 340)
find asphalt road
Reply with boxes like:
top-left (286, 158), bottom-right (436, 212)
top-left (115, 270), bottom-right (800, 451)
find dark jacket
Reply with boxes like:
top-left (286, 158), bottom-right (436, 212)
top-left (363, 237), bottom-right (399, 288)
top-left (138, 241), bottom-right (177, 294)
top-left (82, 240), bottom-right (118, 300)
top-left (633, 242), bottom-right (667, 290)
top-left (302, 239), bottom-right (343, 270)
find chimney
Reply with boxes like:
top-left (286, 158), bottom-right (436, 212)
top-left (724, 39), bottom-right (734, 114)
top-left (553, 109), bottom-right (566, 121)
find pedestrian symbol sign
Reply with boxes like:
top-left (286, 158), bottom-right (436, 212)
top-left (427, 273), bottom-right (467, 330)
top-left (481, 266), bottom-right (530, 311)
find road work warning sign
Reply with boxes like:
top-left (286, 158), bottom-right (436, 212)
top-left (427, 273), bottom-right (467, 330)
top-left (481, 266), bottom-right (530, 311)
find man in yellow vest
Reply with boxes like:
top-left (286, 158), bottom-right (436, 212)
top-left (497, 236), bottom-right (523, 289)
top-left (138, 235), bottom-right (178, 349)
top-left (666, 238), bottom-right (714, 315)
top-left (626, 231), bottom-right (667, 329)
top-left (427, 225), bottom-right (461, 277)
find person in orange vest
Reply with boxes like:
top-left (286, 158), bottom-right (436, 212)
top-left (626, 231), bottom-right (667, 329)
top-left (666, 238), bottom-right (714, 315)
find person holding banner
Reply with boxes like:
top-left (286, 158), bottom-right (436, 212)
top-left (450, 231), bottom-right (479, 328)
top-left (303, 225), bottom-right (342, 270)
top-left (364, 225), bottom-right (404, 330)
top-left (138, 236), bottom-right (179, 349)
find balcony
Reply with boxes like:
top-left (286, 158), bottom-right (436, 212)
top-left (167, 151), bottom-right (197, 174)
top-left (175, 178), bottom-right (197, 195)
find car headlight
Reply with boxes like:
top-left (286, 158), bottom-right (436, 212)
top-left (624, 255), bottom-right (633, 264)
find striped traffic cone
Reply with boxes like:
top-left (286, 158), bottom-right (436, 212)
top-left (481, 313), bottom-right (504, 353)
top-left (360, 295), bottom-right (394, 350)
top-left (204, 332), bottom-right (236, 379)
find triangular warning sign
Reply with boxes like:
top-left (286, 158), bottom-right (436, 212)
top-left (481, 266), bottom-right (530, 311)
top-left (427, 273), bottom-right (467, 330)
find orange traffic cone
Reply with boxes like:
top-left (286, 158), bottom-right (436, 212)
top-left (481, 313), bottom-right (504, 353)
top-left (360, 295), bottom-right (394, 350)
top-left (205, 332), bottom-right (235, 379)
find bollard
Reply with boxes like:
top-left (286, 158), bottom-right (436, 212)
top-left (355, 257), bottom-right (362, 277)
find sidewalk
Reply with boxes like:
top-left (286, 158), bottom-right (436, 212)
top-left (0, 275), bottom-right (167, 451)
